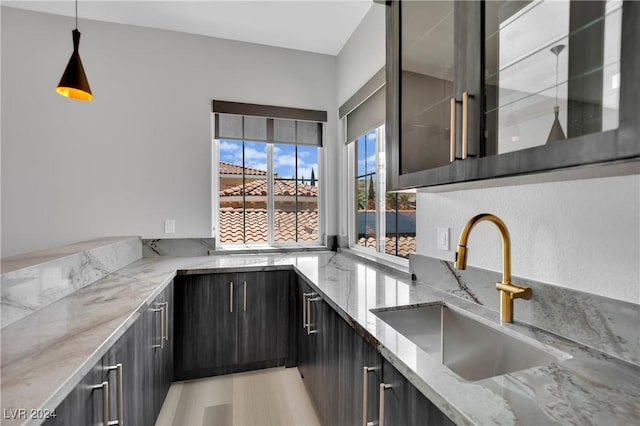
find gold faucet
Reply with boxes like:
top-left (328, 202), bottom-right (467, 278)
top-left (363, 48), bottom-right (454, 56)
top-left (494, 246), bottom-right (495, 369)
top-left (454, 213), bottom-right (532, 323)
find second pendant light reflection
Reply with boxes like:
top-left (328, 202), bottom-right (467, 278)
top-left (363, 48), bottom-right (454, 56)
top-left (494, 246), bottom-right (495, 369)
top-left (546, 44), bottom-right (566, 144)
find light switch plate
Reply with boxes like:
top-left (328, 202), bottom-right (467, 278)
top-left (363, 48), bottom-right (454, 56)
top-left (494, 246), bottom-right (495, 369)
top-left (164, 219), bottom-right (175, 234)
top-left (437, 227), bottom-right (449, 251)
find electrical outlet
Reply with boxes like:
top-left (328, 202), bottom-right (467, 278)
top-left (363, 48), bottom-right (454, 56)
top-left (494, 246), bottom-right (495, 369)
top-left (437, 227), bottom-right (449, 251)
top-left (164, 219), bottom-right (175, 234)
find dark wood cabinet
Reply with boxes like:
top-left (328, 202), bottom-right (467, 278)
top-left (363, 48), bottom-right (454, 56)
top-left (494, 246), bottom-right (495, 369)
top-left (298, 279), bottom-right (455, 426)
top-left (46, 281), bottom-right (174, 426)
top-left (237, 270), bottom-right (289, 367)
top-left (43, 361), bottom-right (105, 426)
top-left (174, 272), bottom-right (238, 379)
top-left (153, 282), bottom-right (174, 422)
top-left (337, 312), bottom-right (382, 426)
top-left (174, 271), bottom-right (290, 381)
top-left (387, 0), bottom-right (640, 190)
top-left (380, 358), bottom-right (455, 426)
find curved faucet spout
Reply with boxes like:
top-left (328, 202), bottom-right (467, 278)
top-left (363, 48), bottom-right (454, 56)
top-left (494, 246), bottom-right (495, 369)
top-left (454, 213), bottom-right (531, 323)
top-left (454, 213), bottom-right (511, 285)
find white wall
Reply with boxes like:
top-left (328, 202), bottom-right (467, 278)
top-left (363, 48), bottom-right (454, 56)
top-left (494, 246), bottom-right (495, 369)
top-left (1, 7), bottom-right (337, 256)
top-left (417, 174), bottom-right (640, 303)
top-left (335, 3), bottom-right (385, 242)
top-left (336, 3), bottom-right (386, 106)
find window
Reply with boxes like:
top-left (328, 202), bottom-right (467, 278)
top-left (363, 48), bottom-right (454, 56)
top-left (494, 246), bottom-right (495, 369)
top-left (216, 139), bottom-right (321, 245)
top-left (213, 101), bottom-right (326, 247)
top-left (353, 125), bottom-right (416, 258)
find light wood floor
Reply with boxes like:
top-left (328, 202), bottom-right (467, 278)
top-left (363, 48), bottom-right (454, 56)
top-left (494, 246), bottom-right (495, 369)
top-left (155, 367), bottom-right (321, 426)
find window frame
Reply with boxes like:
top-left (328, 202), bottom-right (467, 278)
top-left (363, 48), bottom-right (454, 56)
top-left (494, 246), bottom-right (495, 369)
top-left (212, 132), bottom-right (324, 248)
top-left (348, 124), bottom-right (415, 262)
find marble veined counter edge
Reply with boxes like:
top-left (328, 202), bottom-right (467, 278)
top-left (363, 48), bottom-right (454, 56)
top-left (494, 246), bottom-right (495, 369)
top-left (1, 237), bottom-right (143, 328)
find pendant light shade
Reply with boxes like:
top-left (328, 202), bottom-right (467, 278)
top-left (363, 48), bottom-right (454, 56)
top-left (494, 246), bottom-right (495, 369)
top-left (56, 0), bottom-right (93, 101)
top-left (547, 106), bottom-right (566, 143)
top-left (56, 29), bottom-right (92, 101)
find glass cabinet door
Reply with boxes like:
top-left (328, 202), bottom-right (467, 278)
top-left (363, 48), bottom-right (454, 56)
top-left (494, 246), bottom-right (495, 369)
top-left (399, 0), bottom-right (456, 174)
top-left (483, 0), bottom-right (622, 156)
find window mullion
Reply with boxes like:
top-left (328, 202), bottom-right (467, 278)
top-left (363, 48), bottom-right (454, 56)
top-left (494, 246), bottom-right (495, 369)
top-left (376, 126), bottom-right (386, 254)
top-left (267, 144), bottom-right (274, 244)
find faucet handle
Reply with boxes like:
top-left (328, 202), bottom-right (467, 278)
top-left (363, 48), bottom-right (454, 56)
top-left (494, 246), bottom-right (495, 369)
top-left (496, 282), bottom-right (532, 300)
top-left (496, 282), bottom-right (532, 323)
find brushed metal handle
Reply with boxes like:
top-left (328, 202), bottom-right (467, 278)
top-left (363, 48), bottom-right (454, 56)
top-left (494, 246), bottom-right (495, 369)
top-left (302, 292), bottom-right (314, 329)
top-left (243, 281), bottom-right (247, 312)
top-left (307, 297), bottom-right (322, 335)
top-left (162, 301), bottom-right (169, 341)
top-left (106, 364), bottom-right (124, 426)
top-left (151, 306), bottom-right (164, 349)
top-left (302, 293), bottom-right (307, 329)
top-left (379, 383), bottom-right (392, 426)
top-left (362, 366), bottom-right (377, 426)
top-left (92, 381), bottom-right (109, 426)
top-left (461, 91), bottom-right (470, 160)
top-left (229, 282), bottom-right (234, 313)
top-left (450, 97), bottom-right (457, 162)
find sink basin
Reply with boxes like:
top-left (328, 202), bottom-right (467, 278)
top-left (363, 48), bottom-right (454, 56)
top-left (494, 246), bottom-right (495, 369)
top-left (371, 303), bottom-right (568, 381)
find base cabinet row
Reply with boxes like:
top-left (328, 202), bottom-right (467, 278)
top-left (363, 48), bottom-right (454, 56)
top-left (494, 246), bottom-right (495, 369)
top-left (44, 270), bottom-right (455, 426)
top-left (298, 277), bottom-right (455, 426)
top-left (44, 281), bottom-right (173, 426)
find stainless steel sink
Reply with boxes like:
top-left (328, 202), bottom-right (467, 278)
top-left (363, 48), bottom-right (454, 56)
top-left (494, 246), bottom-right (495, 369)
top-left (371, 303), bottom-right (569, 382)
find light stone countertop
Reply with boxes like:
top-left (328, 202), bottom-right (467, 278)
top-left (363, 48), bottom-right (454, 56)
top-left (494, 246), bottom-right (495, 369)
top-left (1, 252), bottom-right (639, 426)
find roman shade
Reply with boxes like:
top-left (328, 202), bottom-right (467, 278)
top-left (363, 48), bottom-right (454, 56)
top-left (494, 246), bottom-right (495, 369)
top-left (339, 67), bottom-right (385, 143)
top-left (213, 100), bottom-right (327, 146)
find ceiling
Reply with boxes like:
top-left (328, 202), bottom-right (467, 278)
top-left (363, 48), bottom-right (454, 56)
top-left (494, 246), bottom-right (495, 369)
top-left (2, 0), bottom-right (372, 55)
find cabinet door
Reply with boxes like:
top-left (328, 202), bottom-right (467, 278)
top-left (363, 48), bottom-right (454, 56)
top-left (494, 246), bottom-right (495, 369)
top-left (473, 0), bottom-right (639, 178)
top-left (158, 281), bottom-right (174, 413)
top-left (43, 360), bottom-right (105, 426)
top-left (174, 273), bottom-right (238, 380)
top-left (381, 358), bottom-right (455, 426)
top-left (152, 282), bottom-right (174, 422)
top-left (237, 271), bottom-right (288, 367)
top-left (297, 279), bottom-right (319, 410)
top-left (103, 315), bottom-right (143, 426)
top-left (387, 0), bottom-right (467, 190)
top-left (337, 318), bottom-right (382, 426)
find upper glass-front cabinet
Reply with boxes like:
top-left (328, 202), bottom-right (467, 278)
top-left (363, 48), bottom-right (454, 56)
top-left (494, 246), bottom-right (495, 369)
top-left (386, 0), bottom-right (640, 190)
top-left (399, 0), bottom-right (455, 174)
top-left (485, 0), bottom-right (621, 154)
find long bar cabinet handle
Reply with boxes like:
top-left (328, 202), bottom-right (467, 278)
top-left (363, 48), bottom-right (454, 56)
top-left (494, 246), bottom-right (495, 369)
top-left (243, 281), bottom-right (247, 312)
top-left (106, 364), bottom-right (124, 426)
top-left (307, 296), bottom-right (322, 335)
top-left (363, 366), bottom-right (377, 426)
top-left (151, 306), bottom-right (164, 349)
top-left (92, 381), bottom-right (109, 426)
top-left (162, 301), bottom-right (169, 341)
top-left (449, 97), bottom-right (457, 162)
top-left (229, 282), bottom-right (234, 313)
top-left (379, 383), bottom-right (392, 426)
top-left (461, 91), bottom-right (471, 160)
top-left (302, 292), bottom-right (315, 330)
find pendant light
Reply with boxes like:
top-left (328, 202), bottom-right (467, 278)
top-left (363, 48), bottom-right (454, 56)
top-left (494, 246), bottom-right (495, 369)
top-left (56, 0), bottom-right (93, 101)
top-left (546, 44), bottom-right (565, 143)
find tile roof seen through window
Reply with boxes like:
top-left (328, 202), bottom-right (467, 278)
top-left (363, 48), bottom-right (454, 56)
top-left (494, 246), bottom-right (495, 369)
top-left (219, 161), bottom-right (267, 176)
top-left (220, 179), bottom-right (318, 197)
top-left (219, 209), bottom-right (319, 243)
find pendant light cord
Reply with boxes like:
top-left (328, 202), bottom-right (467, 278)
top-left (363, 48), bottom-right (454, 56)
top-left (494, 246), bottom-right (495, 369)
top-left (75, 0), bottom-right (78, 30)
